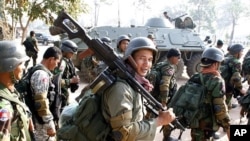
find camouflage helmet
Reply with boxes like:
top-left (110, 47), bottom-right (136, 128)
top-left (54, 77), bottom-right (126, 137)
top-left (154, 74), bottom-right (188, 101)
top-left (229, 43), bottom-right (244, 55)
top-left (200, 47), bottom-right (224, 66)
top-left (116, 35), bottom-right (130, 48)
top-left (124, 37), bottom-right (157, 61)
top-left (101, 37), bottom-right (111, 44)
top-left (61, 40), bottom-right (78, 53)
top-left (0, 41), bottom-right (29, 72)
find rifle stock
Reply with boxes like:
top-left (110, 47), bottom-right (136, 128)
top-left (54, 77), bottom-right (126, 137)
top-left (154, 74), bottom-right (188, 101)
top-left (53, 10), bottom-right (185, 131)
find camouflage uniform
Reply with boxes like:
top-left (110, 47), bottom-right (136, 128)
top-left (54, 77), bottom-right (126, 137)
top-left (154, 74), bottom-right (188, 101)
top-left (0, 84), bottom-right (32, 141)
top-left (158, 61), bottom-right (178, 140)
top-left (223, 56), bottom-right (243, 109)
top-left (190, 47), bottom-right (230, 141)
top-left (0, 41), bottom-right (32, 141)
top-left (54, 57), bottom-right (77, 109)
top-left (158, 61), bottom-right (177, 105)
top-left (190, 73), bottom-right (230, 141)
top-left (30, 64), bottom-right (55, 141)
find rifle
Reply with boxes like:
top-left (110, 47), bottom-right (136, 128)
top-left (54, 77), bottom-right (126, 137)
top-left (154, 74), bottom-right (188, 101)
top-left (51, 10), bottom-right (185, 131)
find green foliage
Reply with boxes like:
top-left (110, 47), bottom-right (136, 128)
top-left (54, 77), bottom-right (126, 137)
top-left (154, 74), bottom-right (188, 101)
top-left (4, 0), bottom-right (89, 42)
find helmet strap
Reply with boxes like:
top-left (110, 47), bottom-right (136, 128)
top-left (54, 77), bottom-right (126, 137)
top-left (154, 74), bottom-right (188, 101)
top-left (10, 71), bottom-right (18, 84)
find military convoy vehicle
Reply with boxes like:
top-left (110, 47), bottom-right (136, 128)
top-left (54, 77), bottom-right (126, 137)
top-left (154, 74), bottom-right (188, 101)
top-left (68, 14), bottom-right (208, 80)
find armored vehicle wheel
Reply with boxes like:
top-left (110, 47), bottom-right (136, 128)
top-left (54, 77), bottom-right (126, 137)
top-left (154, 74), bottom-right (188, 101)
top-left (186, 53), bottom-right (202, 77)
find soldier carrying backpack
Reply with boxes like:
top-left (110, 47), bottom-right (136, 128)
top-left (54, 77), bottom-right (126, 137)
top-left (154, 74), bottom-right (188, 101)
top-left (169, 47), bottom-right (231, 140)
top-left (23, 31), bottom-right (39, 69)
top-left (58, 37), bottom-right (177, 141)
top-left (220, 44), bottom-right (246, 109)
top-left (16, 47), bottom-right (62, 141)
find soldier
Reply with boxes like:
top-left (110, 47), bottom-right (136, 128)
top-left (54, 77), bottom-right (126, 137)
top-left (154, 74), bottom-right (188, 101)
top-left (30, 47), bottom-right (62, 141)
top-left (223, 44), bottom-right (246, 109)
top-left (102, 37), bottom-right (176, 140)
top-left (191, 47), bottom-right (230, 141)
top-left (80, 37), bottom-right (112, 82)
top-left (0, 41), bottom-right (33, 140)
top-left (53, 40), bottom-right (80, 111)
top-left (24, 31), bottom-right (39, 68)
top-left (216, 39), bottom-right (223, 49)
top-left (147, 34), bottom-right (156, 46)
top-left (154, 48), bottom-right (181, 141)
top-left (163, 11), bottom-right (172, 21)
top-left (116, 34), bottom-right (130, 57)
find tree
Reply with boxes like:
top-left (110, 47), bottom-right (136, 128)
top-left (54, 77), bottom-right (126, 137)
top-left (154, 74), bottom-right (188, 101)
top-left (4, 0), bottom-right (89, 43)
top-left (188, 0), bottom-right (216, 34)
top-left (219, 0), bottom-right (248, 45)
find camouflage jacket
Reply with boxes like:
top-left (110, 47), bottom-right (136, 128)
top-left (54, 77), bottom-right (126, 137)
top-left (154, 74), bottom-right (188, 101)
top-left (0, 84), bottom-right (31, 141)
top-left (30, 64), bottom-right (54, 123)
top-left (190, 73), bottom-right (230, 130)
top-left (158, 60), bottom-right (177, 103)
top-left (224, 56), bottom-right (243, 91)
top-left (54, 57), bottom-right (76, 88)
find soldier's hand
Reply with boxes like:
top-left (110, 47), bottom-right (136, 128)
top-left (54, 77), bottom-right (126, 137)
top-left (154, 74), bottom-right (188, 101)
top-left (70, 75), bottom-right (80, 84)
top-left (156, 108), bottom-right (176, 126)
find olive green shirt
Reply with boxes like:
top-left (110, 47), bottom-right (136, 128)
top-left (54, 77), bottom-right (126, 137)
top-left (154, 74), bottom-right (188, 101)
top-left (102, 80), bottom-right (157, 141)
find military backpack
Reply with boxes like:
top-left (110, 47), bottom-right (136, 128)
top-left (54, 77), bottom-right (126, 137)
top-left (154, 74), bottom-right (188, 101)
top-left (168, 73), bottom-right (211, 128)
top-left (15, 65), bottom-right (61, 124)
top-left (57, 89), bottom-right (111, 141)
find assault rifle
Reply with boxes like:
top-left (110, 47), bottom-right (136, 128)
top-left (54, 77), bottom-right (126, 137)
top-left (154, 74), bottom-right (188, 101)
top-left (51, 10), bottom-right (185, 131)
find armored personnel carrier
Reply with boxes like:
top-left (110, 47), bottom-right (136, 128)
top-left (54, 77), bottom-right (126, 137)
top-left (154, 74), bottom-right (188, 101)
top-left (69, 15), bottom-right (207, 79)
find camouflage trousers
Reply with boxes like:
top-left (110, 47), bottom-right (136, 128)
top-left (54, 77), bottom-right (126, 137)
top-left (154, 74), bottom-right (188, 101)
top-left (225, 92), bottom-right (233, 109)
top-left (34, 122), bottom-right (56, 141)
top-left (25, 51), bottom-right (38, 68)
top-left (191, 128), bottom-right (214, 141)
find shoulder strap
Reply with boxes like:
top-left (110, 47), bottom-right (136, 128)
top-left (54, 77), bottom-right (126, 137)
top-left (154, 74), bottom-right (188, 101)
top-left (0, 84), bottom-right (31, 141)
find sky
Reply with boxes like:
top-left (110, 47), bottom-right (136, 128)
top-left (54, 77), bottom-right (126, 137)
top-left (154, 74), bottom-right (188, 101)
top-left (79, 0), bottom-right (183, 27)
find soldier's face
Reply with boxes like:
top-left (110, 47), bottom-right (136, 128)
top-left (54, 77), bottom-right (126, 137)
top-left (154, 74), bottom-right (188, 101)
top-left (119, 40), bottom-right (129, 52)
top-left (14, 62), bottom-right (25, 80)
top-left (48, 57), bottom-right (61, 71)
top-left (133, 49), bottom-right (153, 77)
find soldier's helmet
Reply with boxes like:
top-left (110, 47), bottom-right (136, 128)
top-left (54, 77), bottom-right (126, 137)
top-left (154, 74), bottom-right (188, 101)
top-left (200, 47), bottom-right (224, 67)
top-left (61, 40), bottom-right (78, 53)
top-left (124, 37), bottom-right (157, 62)
top-left (101, 37), bottom-right (111, 45)
top-left (116, 35), bottom-right (130, 48)
top-left (0, 41), bottom-right (29, 72)
top-left (229, 43), bottom-right (244, 55)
